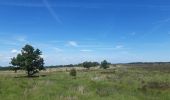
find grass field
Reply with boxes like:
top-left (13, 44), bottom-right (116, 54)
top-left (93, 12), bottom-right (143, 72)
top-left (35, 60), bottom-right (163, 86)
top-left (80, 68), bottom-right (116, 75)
top-left (0, 65), bottom-right (170, 100)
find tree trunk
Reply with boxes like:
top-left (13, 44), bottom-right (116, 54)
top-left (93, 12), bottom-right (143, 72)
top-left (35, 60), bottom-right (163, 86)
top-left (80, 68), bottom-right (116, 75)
top-left (27, 70), bottom-right (38, 77)
top-left (27, 71), bottom-right (31, 77)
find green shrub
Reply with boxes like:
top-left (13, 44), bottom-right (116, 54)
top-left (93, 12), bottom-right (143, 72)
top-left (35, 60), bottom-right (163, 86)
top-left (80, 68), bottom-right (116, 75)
top-left (100, 60), bottom-right (110, 69)
top-left (70, 68), bottom-right (77, 78)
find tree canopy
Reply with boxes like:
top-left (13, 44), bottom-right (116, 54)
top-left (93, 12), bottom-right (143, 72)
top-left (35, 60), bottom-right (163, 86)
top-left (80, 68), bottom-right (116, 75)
top-left (83, 61), bottom-right (99, 69)
top-left (100, 60), bottom-right (110, 69)
top-left (11, 44), bottom-right (45, 77)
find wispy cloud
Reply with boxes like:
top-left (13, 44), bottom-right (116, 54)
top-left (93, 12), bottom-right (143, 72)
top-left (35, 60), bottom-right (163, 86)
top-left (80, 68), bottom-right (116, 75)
top-left (43, 0), bottom-right (62, 24)
top-left (1, 1), bottom-right (170, 10)
top-left (148, 18), bottom-right (170, 35)
top-left (48, 40), bottom-right (65, 43)
top-left (0, 56), bottom-right (11, 63)
top-left (96, 45), bottom-right (125, 50)
top-left (14, 36), bottom-right (27, 42)
top-left (115, 45), bottom-right (124, 49)
top-left (0, 51), bottom-right (19, 66)
top-left (147, 19), bottom-right (170, 35)
top-left (0, 1), bottom-right (103, 8)
top-left (153, 18), bottom-right (170, 24)
top-left (0, 2), bottom-right (44, 7)
top-left (54, 47), bottom-right (63, 52)
top-left (0, 39), bottom-right (20, 46)
top-left (67, 41), bottom-right (78, 47)
top-left (0, 34), bottom-right (30, 47)
top-left (80, 49), bottom-right (93, 52)
top-left (11, 49), bottom-right (20, 54)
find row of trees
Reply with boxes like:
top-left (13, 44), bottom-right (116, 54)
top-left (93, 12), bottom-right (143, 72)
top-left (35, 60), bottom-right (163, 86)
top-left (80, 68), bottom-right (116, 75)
top-left (82, 61), bottom-right (99, 69)
top-left (82, 60), bottom-right (110, 69)
top-left (46, 61), bottom-right (110, 69)
top-left (10, 44), bottom-right (111, 77)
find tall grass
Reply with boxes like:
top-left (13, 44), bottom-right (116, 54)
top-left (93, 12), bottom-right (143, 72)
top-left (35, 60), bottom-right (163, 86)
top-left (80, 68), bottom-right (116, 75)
top-left (0, 65), bottom-right (170, 100)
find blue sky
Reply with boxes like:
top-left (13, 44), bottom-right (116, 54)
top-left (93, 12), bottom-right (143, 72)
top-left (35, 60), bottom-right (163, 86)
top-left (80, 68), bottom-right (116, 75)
top-left (0, 0), bottom-right (170, 66)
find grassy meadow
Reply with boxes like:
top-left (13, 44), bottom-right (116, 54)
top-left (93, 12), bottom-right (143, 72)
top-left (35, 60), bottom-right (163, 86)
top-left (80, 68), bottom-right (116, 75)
top-left (0, 64), bottom-right (170, 100)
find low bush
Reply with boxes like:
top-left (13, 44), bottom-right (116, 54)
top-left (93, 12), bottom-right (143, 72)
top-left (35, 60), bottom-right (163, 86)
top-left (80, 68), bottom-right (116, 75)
top-left (70, 68), bottom-right (77, 78)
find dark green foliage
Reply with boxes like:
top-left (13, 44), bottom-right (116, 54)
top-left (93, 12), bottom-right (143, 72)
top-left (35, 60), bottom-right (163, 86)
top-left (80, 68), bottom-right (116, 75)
top-left (100, 60), bottom-right (110, 69)
top-left (45, 62), bottom-right (99, 68)
top-left (83, 61), bottom-right (99, 69)
top-left (83, 62), bottom-right (92, 69)
top-left (70, 68), bottom-right (77, 78)
top-left (12, 67), bottom-right (20, 73)
top-left (10, 44), bottom-right (45, 77)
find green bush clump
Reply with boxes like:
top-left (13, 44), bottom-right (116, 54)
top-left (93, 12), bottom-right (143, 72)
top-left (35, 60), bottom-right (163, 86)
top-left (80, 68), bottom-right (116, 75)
top-left (70, 68), bottom-right (77, 78)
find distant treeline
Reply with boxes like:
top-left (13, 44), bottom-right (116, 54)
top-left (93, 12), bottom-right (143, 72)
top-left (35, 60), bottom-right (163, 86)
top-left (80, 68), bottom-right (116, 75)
top-left (1, 62), bottom-right (170, 71)
top-left (0, 62), bottom-right (100, 70)
top-left (127, 62), bottom-right (170, 64)
top-left (0, 66), bottom-right (12, 71)
top-left (46, 62), bottom-right (100, 68)
top-left (45, 64), bottom-right (81, 68)
top-left (44, 62), bottom-right (170, 68)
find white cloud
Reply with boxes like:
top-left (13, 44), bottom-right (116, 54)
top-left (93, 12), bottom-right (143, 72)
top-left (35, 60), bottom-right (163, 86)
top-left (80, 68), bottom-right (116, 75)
top-left (54, 47), bottom-right (63, 52)
top-left (0, 39), bottom-right (20, 46)
top-left (15, 36), bottom-right (27, 42)
top-left (97, 45), bottom-right (125, 50)
top-left (67, 41), bottom-right (78, 47)
top-left (11, 49), bottom-right (20, 54)
top-left (48, 40), bottom-right (64, 43)
top-left (115, 45), bottom-right (124, 49)
top-left (40, 55), bottom-right (48, 59)
top-left (0, 2), bottom-right (102, 9)
top-left (80, 49), bottom-right (93, 52)
top-left (0, 54), bottom-right (13, 66)
top-left (0, 54), bottom-right (3, 59)
top-left (40, 55), bottom-right (44, 58)
top-left (43, 0), bottom-right (62, 24)
top-left (98, 47), bottom-right (115, 50)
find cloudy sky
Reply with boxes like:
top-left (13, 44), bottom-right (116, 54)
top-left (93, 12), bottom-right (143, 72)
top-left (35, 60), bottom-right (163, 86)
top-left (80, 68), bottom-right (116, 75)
top-left (0, 0), bottom-right (170, 66)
